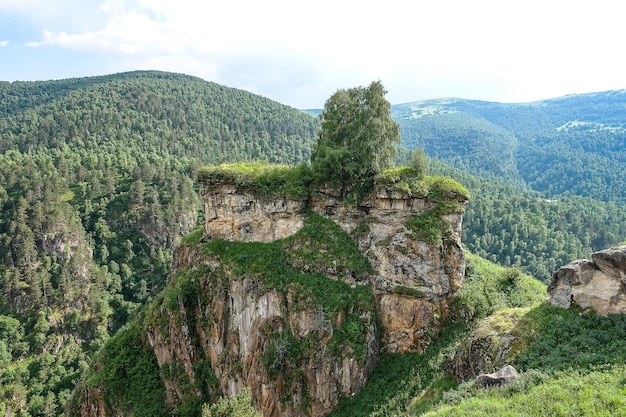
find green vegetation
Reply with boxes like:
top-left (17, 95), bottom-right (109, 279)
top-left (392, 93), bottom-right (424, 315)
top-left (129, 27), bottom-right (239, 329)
top-left (311, 80), bottom-right (400, 197)
top-left (425, 365), bottom-right (626, 417)
top-left (81, 322), bottom-right (167, 417)
top-left (400, 176), bottom-right (469, 246)
top-left (329, 253), bottom-right (546, 417)
top-left (424, 303), bottom-right (626, 416)
top-left (198, 161), bottom-right (313, 200)
top-left (0, 70), bottom-right (317, 416)
top-left (202, 389), bottom-right (262, 417)
top-left (395, 93), bottom-right (626, 282)
top-left (429, 159), bottom-right (626, 282)
top-left (450, 252), bottom-right (546, 323)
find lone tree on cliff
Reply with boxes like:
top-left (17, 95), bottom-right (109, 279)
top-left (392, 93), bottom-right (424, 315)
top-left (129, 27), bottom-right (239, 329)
top-left (311, 80), bottom-right (400, 197)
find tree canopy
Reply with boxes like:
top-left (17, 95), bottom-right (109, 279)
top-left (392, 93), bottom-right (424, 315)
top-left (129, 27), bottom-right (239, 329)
top-left (311, 81), bottom-right (400, 196)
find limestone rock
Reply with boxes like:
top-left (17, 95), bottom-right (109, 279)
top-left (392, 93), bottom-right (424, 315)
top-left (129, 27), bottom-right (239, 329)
top-left (475, 365), bottom-right (519, 388)
top-left (203, 183), bottom-right (466, 353)
top-left (548, 245), bottom-right (626, 315)
top-left (203, 184), bottom-right (306, 242)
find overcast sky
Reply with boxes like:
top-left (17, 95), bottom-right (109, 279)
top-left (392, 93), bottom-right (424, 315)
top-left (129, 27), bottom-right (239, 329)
top-left (1, 0), bottom-right (624, 109)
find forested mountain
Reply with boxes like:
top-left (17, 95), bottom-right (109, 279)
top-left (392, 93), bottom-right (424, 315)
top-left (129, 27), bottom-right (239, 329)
top-left (394, 91), bottom-right (626, 204)
top-left (0, 71), bottom-right (317, 416)
top-left (2, 70), bottom-right (626, 416)
top-left (392, 91), bottom-right (626, 282)
top-left (428, 160), bottom-right (626, 282)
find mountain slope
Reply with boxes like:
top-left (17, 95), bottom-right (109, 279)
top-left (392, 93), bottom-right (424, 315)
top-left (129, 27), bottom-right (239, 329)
top-left (0, 71), bottom-right (317, 417)
top-left (394, 90), bottom-right (626, 203)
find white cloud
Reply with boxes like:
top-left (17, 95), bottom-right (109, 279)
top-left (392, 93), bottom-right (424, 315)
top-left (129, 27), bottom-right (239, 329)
top-left (0, 41), bottom-right (9, 47)
top-left (4, 0), bottom-right (626, 107)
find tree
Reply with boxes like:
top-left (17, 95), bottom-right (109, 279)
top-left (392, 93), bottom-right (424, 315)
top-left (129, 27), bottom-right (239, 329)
top-left (409, 148), bottom-right (429, 178)
top-left (311, 80), bottom-right (400, 197)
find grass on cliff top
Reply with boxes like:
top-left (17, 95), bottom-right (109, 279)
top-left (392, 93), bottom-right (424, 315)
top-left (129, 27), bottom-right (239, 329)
top-left (197, 161), bottom-right (313, 200)
top-left (198, 162), bottom-right (470, 204)
top-left (375, 167), bottom-right (470, 202)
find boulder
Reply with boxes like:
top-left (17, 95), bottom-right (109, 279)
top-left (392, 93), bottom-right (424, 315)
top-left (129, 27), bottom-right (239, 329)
top-left (448, 308), bottom-right (529, 382)
top-left (475, 365), bottom-right (519, 388)
top-left (548, 246), bottom-right (626, 315)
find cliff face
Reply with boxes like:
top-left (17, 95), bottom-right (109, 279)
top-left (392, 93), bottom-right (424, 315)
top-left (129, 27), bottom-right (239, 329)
top-left (143, 243), bottom-right (378, 417)
top-left (74, 179), bottom-right (467, 417)
top-left (203, 184), bottom-right (467, 354)
top-left (548, 245), bottom-right (626, 315)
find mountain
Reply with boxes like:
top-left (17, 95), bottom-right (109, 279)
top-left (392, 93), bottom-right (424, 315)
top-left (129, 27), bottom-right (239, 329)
top-left (2, 71), bottom-right (625, 416)
top-left (389, 92), bottom-right (626, 282)
top-left (393, 90), bottom-right (626, 204)
top-left (0, 71), bottom-right (317, 417)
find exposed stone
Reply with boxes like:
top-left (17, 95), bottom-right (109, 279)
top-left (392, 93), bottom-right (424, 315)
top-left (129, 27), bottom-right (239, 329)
top-left (475, 365), bottom-right (519, 388)
top-left (77, 181), bottom-right (468, 417)
top-left (146, 246), bottom-right (378, 417)
top-left (448, 308), bottom-right (529, 382)
top-left (548, 245), bottom-right (626, 315)
top-left (216, 184), bottom-right (466, 354)
top-left (203, 184), bottom-right (307, 242)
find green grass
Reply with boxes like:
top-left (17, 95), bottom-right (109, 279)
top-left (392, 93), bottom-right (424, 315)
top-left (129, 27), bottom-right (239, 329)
top-left (425, 365), bottom-right (626, 416)
top-left (329, 253), bottom-right (550, 417)
top-left (449, 252), bottom-right (546, 323)
top-left (197, 161), bottom-right (313, 200)
top-left (423, 302), bottom-right (626, 416)
top-left (329, 322), bottom-right (468, 417)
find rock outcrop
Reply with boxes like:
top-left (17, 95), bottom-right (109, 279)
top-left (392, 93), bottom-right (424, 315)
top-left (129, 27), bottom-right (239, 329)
top-left (146, 243), bottom-right (379, 417)
top-left (548, 245), bottom-right (626, 315)
top-left (204, 183), bottom-right (467, 354)
top-left (448, 308), bottom-right (530, 382)
top-left (75, 176), bottom-right (468, 417)
top-left (475, 365), bottom-right (519, 388)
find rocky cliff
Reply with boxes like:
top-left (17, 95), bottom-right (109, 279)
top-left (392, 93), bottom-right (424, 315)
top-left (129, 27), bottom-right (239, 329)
top-left (71, 172), bottom-right (468, 417)
top-left (548, 245), bottom-right (626, 315)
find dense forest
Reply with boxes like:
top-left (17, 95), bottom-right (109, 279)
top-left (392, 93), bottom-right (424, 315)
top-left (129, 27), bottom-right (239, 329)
top-left (394, 91), bottom-right (626, 204)
top-left (1, 71), bottom-right (625, 416)
top-left (0, 71), bottom-right (317, 416)
top-left (394, 92), bottom-right (626, 281)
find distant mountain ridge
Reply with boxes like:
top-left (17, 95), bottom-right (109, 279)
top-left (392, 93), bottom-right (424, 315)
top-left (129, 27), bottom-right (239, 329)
top-left (393, 90), bottom-right (626, 204)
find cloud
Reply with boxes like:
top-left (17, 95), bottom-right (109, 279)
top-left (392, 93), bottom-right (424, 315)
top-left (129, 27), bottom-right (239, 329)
top-left (0, 41), bottom-right (9, 47)
top-left (5, 0), bottom-right (626, 107)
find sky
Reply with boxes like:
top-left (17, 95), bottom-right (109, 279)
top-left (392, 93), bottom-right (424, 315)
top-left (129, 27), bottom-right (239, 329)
top-left (0, 0), bottom-right (625, 109)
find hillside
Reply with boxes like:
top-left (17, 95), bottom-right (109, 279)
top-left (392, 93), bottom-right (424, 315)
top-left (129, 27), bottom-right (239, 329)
top-left (394, 91), bottom-right (626, 204)
top-left (428, 160), bottom-right (626, 282)
top-left (390, 92), bottom-right (626, 281)
top-left (0, 71), bottom-right (318, 417)
top-left (1, 71), bottom-right (626, 416)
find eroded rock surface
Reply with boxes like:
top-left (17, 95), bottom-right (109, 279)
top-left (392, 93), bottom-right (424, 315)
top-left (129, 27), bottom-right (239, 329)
top-left (475, 365), bottom-right (519, 388)
top-left (548, 245), bottom-right (626, 315)
top-left (448, 308), bottom-right (529, 382)
top-left (205, 184), bottom-right (467, 354)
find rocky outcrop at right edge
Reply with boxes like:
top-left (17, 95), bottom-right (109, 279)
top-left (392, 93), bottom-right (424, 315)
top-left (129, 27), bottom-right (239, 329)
top-left (548, 245), bottom-right (626, 315)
